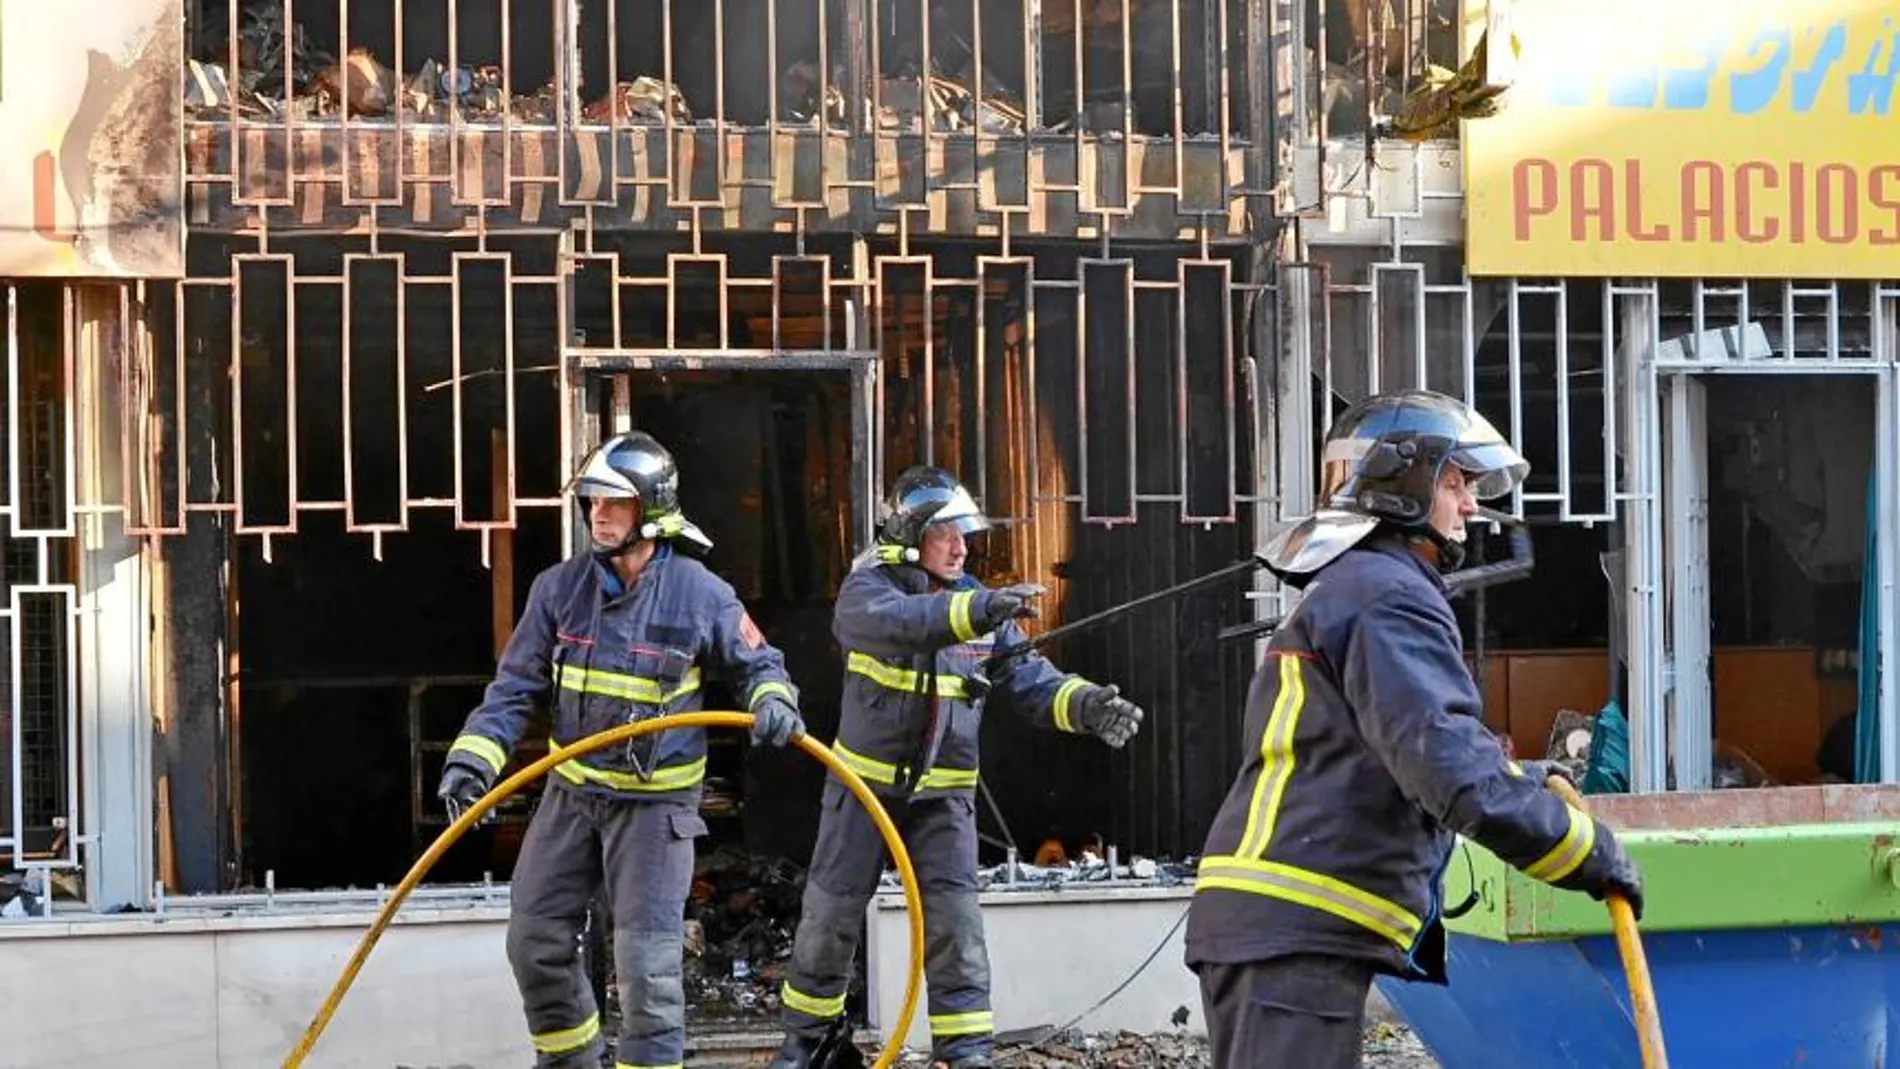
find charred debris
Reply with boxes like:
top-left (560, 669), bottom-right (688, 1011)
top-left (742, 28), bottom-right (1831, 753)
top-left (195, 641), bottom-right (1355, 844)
top-left (182, 4), bottom-right (1051, 135)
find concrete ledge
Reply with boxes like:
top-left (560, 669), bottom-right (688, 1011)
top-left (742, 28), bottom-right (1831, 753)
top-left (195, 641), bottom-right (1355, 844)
top-left (0, 904), bottom-right (528, 1068)
top-left (862, 883), bottom-right (1202, 1052)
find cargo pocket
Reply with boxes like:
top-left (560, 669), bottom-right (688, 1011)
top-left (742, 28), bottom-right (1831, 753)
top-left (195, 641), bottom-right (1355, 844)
top-left (1247, 954), bottom-right (1372, 1025)
top-left (667, 808), bottom-right (709, 841)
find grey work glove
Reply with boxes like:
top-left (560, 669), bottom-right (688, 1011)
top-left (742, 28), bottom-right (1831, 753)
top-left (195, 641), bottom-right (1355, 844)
top-left (1553, 819), bottom-right (1646, 920)
top-left (978, 583), bottom-right (1046, 632)
top-left (1073, 683), bottom-right (1145, 749)
top-left (437, 759), bottom-right (497, 826)
top-left (750, 693), bottom-right (805, 748)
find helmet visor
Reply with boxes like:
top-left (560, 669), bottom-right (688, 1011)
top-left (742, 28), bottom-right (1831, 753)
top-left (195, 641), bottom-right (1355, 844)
top-left (564, 448), bottom-right (642, 500)
top-left (1445, 409), bottom-right (1529, 500)
top-left (925, 485), bottom-right (991, 536)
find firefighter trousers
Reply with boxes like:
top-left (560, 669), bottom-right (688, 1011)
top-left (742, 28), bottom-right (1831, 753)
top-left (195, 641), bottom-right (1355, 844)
top-left (1195, 954), bottom-right (1373, 1069)
top-left (779, 778), bottom-right (992, 1063)
top-left (506, 781), bottom-right (707, 1069)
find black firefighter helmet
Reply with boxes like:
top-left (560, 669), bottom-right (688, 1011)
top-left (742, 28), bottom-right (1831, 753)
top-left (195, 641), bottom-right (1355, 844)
top-left (564, 431), bottom-right (714, 558)
top-left (874, 465), bottom-right (991, 565)
top-left (1261, 389), bottom-right (1528, 581)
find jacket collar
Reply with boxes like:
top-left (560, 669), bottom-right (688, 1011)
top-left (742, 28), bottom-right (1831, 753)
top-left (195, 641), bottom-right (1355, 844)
top-left (1359, 529), bottom-right (1451, 594)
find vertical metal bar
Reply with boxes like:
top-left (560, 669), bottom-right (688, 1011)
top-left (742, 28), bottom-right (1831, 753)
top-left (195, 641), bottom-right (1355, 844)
top-left (1026, 0), bottom-right (1043, 132)
top-left (851, 358), bottom-right (878, 552)
top-left (1880, 357), bottom-right (1900, 783)
top-left (1621, 287), bottom-right (1668, 792)
top-left (714, 0), bottom-right (727, 140)
top-left (846, 0), bottom-right (869, 136)
top-left (567, 0), bottom-right (583, 126)
top-left (611, 375), bottom-right (632, 435)
top-left (6, 283), bottom-right (18, 537)
top-left (1171, 0), bottom-right (1187, 195)
top-left (342, 256), bottom-right (356, 528)
top-left (1601, 282), bottom-right (1619, 525)
top-left (1505, 279), bottom-right (1525, 516)
top-left (118, 285), bottom-right (136, 530)
top-left (63, 286), bottom-right (78, 533)
top-left (561, 230), bottom-right (586, 557)
top-left (1665, 373), bottom-right (1712, 791)
top-left (448, 0), bottom-right (463, 202)
top-left (1072, 0), bottom-right (1084, 153)
top-left (923, 257), bottom-right (936, 465)
top-left (9, 583), bottom-right (26, 859)
top-left (1556, 281), bottom-right (1572, 520)
top-left (60, 586), bottom-right (79, 870)
top-left (173, 281), bottom-right (188, 530)
top-left (501, 0), bottom-right (515, 195)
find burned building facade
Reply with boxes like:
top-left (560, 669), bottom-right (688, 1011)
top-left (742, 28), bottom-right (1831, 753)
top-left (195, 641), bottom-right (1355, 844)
top-left (17, 0), bottom-right (1895, 938)
top-left (5, 0), bottom-right (1297, 916)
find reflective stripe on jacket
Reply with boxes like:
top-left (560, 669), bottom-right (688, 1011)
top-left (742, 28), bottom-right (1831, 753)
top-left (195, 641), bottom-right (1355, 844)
top-left (829, 556), bottom-right (1096, 802)
top-left (447, 544), bottom-right (796, 804)
top-left (1184, 535), bottom-right (1603, 982)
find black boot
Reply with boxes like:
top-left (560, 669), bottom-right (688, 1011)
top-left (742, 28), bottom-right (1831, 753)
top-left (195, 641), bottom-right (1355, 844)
top-left (769, 1033), bottom-right (824, 1069)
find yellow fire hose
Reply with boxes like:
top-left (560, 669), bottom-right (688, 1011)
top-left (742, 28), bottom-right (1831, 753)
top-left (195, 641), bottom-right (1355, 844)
top-left (282, 712), bottom-right (925, 1069)
top-left (1547, 775), bottom-right (1668, 1069)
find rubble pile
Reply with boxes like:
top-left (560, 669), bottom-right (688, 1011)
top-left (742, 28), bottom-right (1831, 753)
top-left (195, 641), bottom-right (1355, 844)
top-left (973, 1025), bottom-right (1438, 1069)
top-left (682, 848), bottom-right (809, 1023)
top-left (877, 846), bottom-right (1196, 895)
top-left (990, 1029), bottom-right (1212, 1069)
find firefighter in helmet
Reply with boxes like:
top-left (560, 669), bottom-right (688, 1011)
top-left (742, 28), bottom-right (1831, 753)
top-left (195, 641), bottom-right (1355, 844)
top-left (1183, 390), bottom-right (1644, 1068)
top-left (770, 466), bottom-right (1146, 1069)
top-left (437, 430), bottom-right (806, 1069)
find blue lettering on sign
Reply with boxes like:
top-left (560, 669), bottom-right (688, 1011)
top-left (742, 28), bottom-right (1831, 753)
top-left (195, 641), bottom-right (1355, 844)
top-left (1664, 39), bottom-right (1724, 108)
top-left (1543, 16), bottom-right (1900, 115)
top-left (1848, 21), bottom-right (1900, 114)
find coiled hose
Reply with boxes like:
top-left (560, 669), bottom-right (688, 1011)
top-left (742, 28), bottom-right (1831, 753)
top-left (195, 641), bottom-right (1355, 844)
top-left (282, 712), bottom-right (925, 1069)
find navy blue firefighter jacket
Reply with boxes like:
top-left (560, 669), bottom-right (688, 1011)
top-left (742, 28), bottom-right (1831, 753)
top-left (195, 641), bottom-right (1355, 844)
top-left (828, 556), bottom-right (1105, 802)
top-left (446, 544), bottom-right (797, 806)
top-left (1185, 533), bottom-right (1628, 982)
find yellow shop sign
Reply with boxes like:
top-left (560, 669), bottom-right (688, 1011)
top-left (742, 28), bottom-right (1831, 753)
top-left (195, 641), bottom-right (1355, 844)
top-left (1465, 0), bottom-right (1900, 278)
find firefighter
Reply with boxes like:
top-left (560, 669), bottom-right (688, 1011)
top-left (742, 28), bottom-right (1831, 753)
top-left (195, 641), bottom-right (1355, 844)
top-left (436, 430), bottom-right (806, 1069)
top-left (769, 466), bottom-right (1146, 1069)
top-left (1183, 389), bottom-right (1644, 1069)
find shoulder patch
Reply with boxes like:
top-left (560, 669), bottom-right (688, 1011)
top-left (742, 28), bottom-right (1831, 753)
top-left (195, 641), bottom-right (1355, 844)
top-left (738, 611), bottom-right (765, 650)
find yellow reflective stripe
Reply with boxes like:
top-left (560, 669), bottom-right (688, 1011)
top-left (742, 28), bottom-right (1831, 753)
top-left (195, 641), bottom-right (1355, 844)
top-left (449, 734), bottom-right (508, 775)
top-left (749, 680), bottom-right (795, 709)
top-left (834, 743), bottom-right (900, 785)
top-left (834, 743), bottom-right (976, 791)
top-left (1051, 676), bottom-right (1088, 733)
top-left (615, 1063), bottom-right (683, 1069)
top-left (1525, 803), bottom-right (1596, 883)
top-left (1236, 654), bottom-right (1306, 859)
top-left (949, 590), bottom-right (979, 642)
top-left (553, 757), bottom-right (708, 792)
top-left (929, 1010), bottom-right (994, 1037)
top-left (919, 766), bottom-right (979, 789)
top-left (554, 663), bottom-right (703, 704)
top-left (781, 982), bottom-right (847, 1019)
top-left (532, 1011), bottom-right (601, 1054)
top-left (845, 650), bottom-right (970, 700)
top-left (1195, 854), bottom-right (1423, 949)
